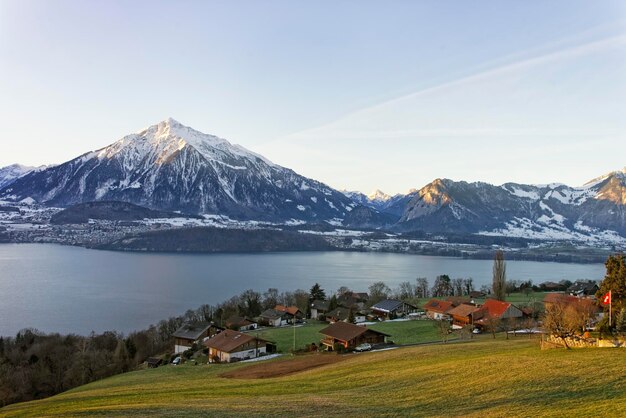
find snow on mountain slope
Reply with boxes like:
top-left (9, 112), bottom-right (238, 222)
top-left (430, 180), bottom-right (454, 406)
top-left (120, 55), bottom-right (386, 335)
top-left (397, 171), bottom-right (626, 243)
top-left (0, 164), bottom-right (49, 189)
top-left (0, 119), bottom-right (354, 221)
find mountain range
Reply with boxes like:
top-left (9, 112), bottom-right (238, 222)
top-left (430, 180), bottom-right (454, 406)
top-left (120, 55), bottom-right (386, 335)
top-left (1, 118), bottom-right (624, 244)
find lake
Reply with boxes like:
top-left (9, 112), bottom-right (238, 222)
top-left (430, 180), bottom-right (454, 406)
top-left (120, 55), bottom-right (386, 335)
top-left (0, 243), bottom-right (606, 336)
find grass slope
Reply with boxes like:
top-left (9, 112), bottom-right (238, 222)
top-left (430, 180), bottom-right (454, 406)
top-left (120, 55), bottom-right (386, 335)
top-left (254, 320), bottom-right (441, 352)
top-left (3, 338), bottom-right (625, 417)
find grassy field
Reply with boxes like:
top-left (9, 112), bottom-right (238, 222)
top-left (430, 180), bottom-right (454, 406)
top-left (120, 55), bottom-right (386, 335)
top-left (252, 319), bottom-right (443, 352)
top-left (3, 337), bottom-right (626, 417)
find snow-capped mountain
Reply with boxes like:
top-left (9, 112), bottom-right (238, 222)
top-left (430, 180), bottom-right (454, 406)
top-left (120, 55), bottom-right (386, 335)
top-left (342, 188), bottom-right (414, 214)
top-left (397, 169), bottom-right (626, 243)
top-left (0, 118), bottom-right (356, 221)
top-left (0, 164), bottom-right (47, 189)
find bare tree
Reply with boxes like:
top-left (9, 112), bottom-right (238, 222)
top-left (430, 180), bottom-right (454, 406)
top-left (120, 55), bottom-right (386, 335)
top-left (434, 320), bottom-right (451, 343)
top-left (451, 278), bottom-right (464, 296)
top-left (542, 300), bottom-right (587, 349)
top-left (415, 277), bottom-right (429, 298)
top-left (483, 315), bottom-right (501, 339)
top-left (492, 250), bottom-right (507, 301)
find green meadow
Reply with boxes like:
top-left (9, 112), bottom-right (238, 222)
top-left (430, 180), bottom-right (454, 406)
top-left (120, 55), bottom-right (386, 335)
top-left (3, 337), bottom-right (625, 417)
top-left (252, 319), bottom-right (443, 352)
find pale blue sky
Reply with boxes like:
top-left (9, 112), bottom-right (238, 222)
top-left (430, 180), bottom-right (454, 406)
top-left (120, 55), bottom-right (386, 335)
top-left (1, 1), bottom-right (624, 194)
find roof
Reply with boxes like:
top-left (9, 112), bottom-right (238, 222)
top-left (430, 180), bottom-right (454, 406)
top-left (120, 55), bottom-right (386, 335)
top-left (371, 299), bottom-right (416, 313)
top-left (204, 330), bottom-right (268, 353)
top-left (225, 316), bottom-right (255, 327)
top-left (446, 297), bottom-right (471, 307)
top-left (447, 303), bottom-right (480, 318)
top-left (423, 299), bottom-right (454, 314)
top-left (311, 299), bottom-right (330, 311)
top-left (479, 299), bottom-right (512, 318)
top-left (275, 305), bottom-right (302, 316)
top-left (543, 293), bottom-right (580, 305)
top-left (319, 321), bottom-right (389, 342)
top-left (543, 293), bottom-right (598, 311)
top-left (567, 280), bottom-right (599, 295)
top-left (172, 322), bottom-right (211, 340)
top-left (260, 309), bottom-right (286, 320)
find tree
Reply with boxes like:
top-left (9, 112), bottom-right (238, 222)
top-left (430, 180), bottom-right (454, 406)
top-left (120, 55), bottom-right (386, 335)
top-left (336, 286), bottom-right (351, 296)
top-left (434, 320), bottom-right (451, 343)
top-left (368, 281), bottom-right (391, 305)
top-left (463, 278), bottom-right (474, 295)
top-left (262, 288), bottom-right (279, 310)
top-left (415, 277), bottom-right (429, 298)
top-left (595, 254), bottom-right (626, 327)
top-left (492, 250), bottom-right (507, 301)
top-left (483, 315), bottom-right (501, 339)
top-left (309, 283), bottom-right (326, 302)
top-left (431, 275), bottom-right (452, 297)
top-left (451, 278), bottom-right (464, 296)
top-left (397, 281), bottom-right (414, 300)
top-left (542, 300), bottom-right (587, 349)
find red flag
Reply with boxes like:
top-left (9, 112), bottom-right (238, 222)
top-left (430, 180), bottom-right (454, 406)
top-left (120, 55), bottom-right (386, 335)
top-left (601, 291), bottom-right (611, 305)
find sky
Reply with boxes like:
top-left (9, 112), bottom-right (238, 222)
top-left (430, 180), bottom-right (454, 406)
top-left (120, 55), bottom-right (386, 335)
top-left (0, 0), bottom-right (625, 195)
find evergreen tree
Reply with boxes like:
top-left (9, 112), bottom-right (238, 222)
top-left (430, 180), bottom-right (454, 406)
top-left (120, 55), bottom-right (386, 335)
top-left (596, 254), bottom-right (626, 325)
top-left (309, 283), bottom-right (326, 302)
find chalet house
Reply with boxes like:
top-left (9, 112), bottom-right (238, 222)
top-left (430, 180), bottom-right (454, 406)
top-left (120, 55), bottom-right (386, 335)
top-left (275, 305), bottom-right (304, 322)
top-left (310, 299), bottom-right (330, 319)
top-left (259, 309), bottom-right (289, 327)
top-left (225, 315), bottom-right (258, 332)
top-left (446, 303), bottom-right (480, 329)
top-left (172, 322), bottom-right (223, 354)
top-left (567, 281), bottom-right (599, 297)
top-left (319, 322), bottom-right (389, 350)
top-left (204, 330), bottom-right (271, 363)
top-left (423, 299), bottom-right (454, 320)
top-left (473, 299), bottom-right (523, 328)
top-left (371, 299), bottom-right (418, 319)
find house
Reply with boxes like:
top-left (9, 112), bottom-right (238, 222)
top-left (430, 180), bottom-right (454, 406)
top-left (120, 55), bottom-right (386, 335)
top-left (204, 330), bottom-right (271, 363)
top-left (259, 309), bottom-right (289, 327)
top-left (310, 299), bottom-right (330, 319)
top-left (423, 299), bottom-right (454, 320)
top-left (225, 315), bottom-right (258, 332)
top-left (275, 305), bottom-right (304, 322)
top-left (473, 299), bottom-right (523, 328)
top-left (172, 322), bottom-right (223, 354)
top-left (567, 280), bottom-right (599, 297)
top-left (446, 303), bottom-right (480, 329)
top-left (319, 322), bottom-right (389, 350)
top-left (326, 306), bottom-right (369, 323)
top-left (371, 299), bottom-right (418, 319)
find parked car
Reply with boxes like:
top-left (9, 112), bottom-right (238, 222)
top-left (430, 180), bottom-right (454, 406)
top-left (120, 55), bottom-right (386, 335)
top-left (472, 328), bottom-right (481, 334)
top-left (172, 356), bottom-right (181, 365)
top-left (354, 343), bottom-right (372, 352)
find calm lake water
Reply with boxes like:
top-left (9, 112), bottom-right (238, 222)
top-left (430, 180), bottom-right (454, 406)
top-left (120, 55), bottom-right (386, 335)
top-left (0, 243), bottom-right (605, 336)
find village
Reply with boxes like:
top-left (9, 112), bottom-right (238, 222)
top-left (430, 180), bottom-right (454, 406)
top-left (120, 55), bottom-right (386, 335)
top-left (156, 276), bottom-right (617, 368)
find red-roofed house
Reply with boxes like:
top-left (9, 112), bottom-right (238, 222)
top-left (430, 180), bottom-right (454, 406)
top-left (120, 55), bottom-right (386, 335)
top-left (423, 299), bottom-right (454, 320)
top-left (473, 299), bottom-right (523, 327)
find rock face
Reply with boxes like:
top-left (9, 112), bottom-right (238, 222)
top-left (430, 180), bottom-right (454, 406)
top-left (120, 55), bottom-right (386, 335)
top-left (0, 119), bottom-right (355, 221)
top-left (395, 170), bottom-right (626, 243)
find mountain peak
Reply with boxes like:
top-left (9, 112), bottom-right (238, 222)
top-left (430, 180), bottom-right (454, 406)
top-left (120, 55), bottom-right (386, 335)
top-left (367, 189), bottom-right (392, 202)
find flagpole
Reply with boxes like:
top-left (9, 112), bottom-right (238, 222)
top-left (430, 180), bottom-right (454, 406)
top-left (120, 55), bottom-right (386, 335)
top-left (609, 290), bottom-right (612, 328)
